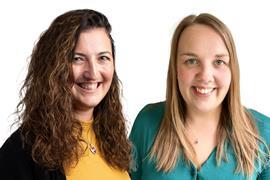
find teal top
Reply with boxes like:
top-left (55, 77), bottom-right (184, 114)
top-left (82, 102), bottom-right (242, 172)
top-left (129, 102), bottom-right (270, 180)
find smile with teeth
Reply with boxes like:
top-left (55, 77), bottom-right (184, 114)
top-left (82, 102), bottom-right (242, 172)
top-left (194, 87), bottom-right (215, 94)
top-left (78, 82), bottom-right (99, 90)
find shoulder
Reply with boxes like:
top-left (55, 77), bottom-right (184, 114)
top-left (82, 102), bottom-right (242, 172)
top-left (248, 109), bottom-right (270, 144)
top-left (131, 101), bottom-right (165, 134)
top-left (0, 129), bottom-right (65, 179)
top-left (0, 129), bottom-right (32, 179)
top-left (0, 128), bottom-right (31, 162)
top-left (129, 102), bottom-right (165, 155)
top-left (0, 129), bottom-right (25, 155)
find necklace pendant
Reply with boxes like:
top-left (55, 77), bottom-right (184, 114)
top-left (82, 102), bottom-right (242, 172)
top-left (90, 146), bottom-right (96, 154)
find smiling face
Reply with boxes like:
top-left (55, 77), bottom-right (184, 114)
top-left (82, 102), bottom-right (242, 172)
top-left (71, 28), bottom-right (114, 119)
top-left (177, 24), bottom-right (231, 115)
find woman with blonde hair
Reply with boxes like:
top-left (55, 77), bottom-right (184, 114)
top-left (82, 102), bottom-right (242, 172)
top-left (130, 13), bottom-right (270, 179)
top-left (0, 9), bottom-right (131, 180)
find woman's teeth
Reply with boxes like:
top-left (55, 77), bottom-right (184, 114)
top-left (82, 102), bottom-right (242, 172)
top-left (80, 83), bottom-right (98, 90)
top-left (195, 87), bottom-right (214, 94)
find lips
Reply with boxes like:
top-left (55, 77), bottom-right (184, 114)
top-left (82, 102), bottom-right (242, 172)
top-left (193, 86), bottom-right (215, 94)
top-left (77, 82), bottom-right (99, 91)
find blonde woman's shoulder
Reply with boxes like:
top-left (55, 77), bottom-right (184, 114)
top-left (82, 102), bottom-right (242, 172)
top-left (249, 109), bottom-right (270, 144)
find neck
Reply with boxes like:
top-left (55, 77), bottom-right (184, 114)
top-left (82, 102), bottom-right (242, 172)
top-left (74, 108), bottom-right (94, 122)
top-left (185, 107), bottom-right (221, 153)
top-left (185, 107), bottom-right (221, 130)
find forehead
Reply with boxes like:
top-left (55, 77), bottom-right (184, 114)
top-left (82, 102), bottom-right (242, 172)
top-left (75, 28), bottom-right (111, 50)
top-left (178, 24), bottom-right (228, 55)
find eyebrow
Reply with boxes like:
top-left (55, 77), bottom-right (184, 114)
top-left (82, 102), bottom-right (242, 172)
top-left (74, 52), bottom-right (86, 57)
top-left (215, 54), bottom-right (229, 58)
top-left (98, 51), bottom-right (112, 56)
top-left (179, 52), bottom-right (198, 57)
top-left (179, 52), bottom-right (229, 58)
top-left (74, 51), bottom-right (112, 57)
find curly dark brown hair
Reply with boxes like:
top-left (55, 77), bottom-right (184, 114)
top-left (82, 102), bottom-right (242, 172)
top-left (16, 9), bottom-right (131, 172)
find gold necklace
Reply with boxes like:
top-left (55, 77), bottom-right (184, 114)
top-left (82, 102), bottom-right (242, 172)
top-left (85, 123), bottom-right (97, 155)
top-left (185, 123), bottom-right (199, 145)
top-left (87, 131), bottom-right (97, 154)
top-left (194, 138), bottom-right (199, 145)
top-left (88, 143), bottom-right (97, 154)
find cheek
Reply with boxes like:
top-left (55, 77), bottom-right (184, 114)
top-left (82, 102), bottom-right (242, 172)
top-left (217, 69), bottom-right (231, 88)
top-left (103, 65), bottom-right (114, 81)
top-left (177, 69), bottom-right (193, 86)
top-left (72, 65), bottom-right (81, 80)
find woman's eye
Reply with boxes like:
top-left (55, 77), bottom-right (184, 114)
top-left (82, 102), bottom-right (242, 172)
top-left (73, 56), bottom-right (81, 61)
top-left (99, 56), bottom-right (110, 61)
top-left (185, 58), bottom-right (198, 65)
top-left (214, 59), bottom-right (225, 65)
top-left (72, 56), bottom-right (84, 64)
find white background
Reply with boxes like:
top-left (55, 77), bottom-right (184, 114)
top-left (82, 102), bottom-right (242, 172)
top-left (1, 0), bottom-right (270, 146)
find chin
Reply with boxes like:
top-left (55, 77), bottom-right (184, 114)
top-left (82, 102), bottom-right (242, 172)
top-left (81, 97), bottom-right (103, 106)
top-left (75, 101), bottom-right (100, 110)
top-left (84, 102), bottom-right (100, 108)
top-left (196, 105), bottom-right (220, 113)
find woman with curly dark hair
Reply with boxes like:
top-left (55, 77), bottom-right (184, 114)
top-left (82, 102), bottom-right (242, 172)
top-left (0, 9), bottom-right (131, 180)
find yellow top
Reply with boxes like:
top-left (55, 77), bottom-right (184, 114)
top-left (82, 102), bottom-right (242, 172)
top-left (65, 121), bottom-right (130, 180)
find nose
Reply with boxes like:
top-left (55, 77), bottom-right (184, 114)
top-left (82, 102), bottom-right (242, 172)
top-left (83, 58), bottom-right (97, 80)
top-left (196, 63), bottom-right (214, 83)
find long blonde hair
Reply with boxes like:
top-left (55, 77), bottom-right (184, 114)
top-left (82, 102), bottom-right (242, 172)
top-left (150, 13), bottom-right (267, 176)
